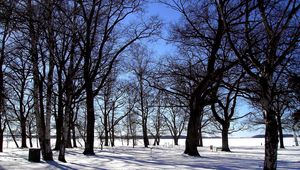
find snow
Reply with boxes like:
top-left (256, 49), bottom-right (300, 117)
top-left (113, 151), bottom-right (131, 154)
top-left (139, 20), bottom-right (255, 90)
top-left (0, 138), bottom-right (299, 170)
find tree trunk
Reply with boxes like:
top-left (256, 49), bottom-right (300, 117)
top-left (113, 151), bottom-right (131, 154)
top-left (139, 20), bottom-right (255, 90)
top-left (72, 123), bottom-right (77, 148)
top-left (54, 116), bottom-right (62, 150)
top-left (184, 102), bottom-right (201, 156)
top-left (66, 127), bottom-right (72, 148)
top-left (0, 45), bottom-right (5, 152)
top-left (104, 112), bottom-right (109, 146)
top-left (198, 127), bottom-right (203, 147)
top-left (221, 123), bottom-right (230, 152)
top-left (28, 122), bottom-right (33, 148)
top-left (83, 81), bottom-right (95, 155)
top-left (54, 69), bottom-right (63, 151)
top-left (277, 115), bottom-right (284, 149)
top-left (111, 126), bottom-right (115, 147)
top-left (58, 103), bottom-right (71, 162)
top-left (292, 124), bottom-right (299, 146)
top-left (174, 136), bottom-right (179, 146)
top-left (111, 107), bottom-right (115, 147)
top-left (20, 118), bottom-right (27, 148)
top-left (142, 118), bottom-right (149, 147)
top-left (264, 110), bottom-right (278, 170)
top-left (0, 129), bottom-right (3, 152)
top-left (29, 137), bottom-right (33, 147)
top-left (45, 0), bottom-right (54, 154)
top-left (20, 87), bottom-right (27, 148)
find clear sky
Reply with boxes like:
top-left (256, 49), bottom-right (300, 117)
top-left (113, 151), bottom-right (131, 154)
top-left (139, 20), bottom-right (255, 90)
top-left (144, 2), bottom-right (180, 57)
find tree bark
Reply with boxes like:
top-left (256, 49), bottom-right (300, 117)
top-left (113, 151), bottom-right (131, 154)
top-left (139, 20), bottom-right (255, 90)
top-left (54, 69), bottom-right (63, 151)
top-left (221, 123), bottom-right (230, 152)
top-left (0, 33), bottom-right (5, 153)
top-left (45, 0), bottom-right (54, 155)
top-left (140, 77), bottom-right (149, 148)
top-left (174, 137), bottom-right (179, 146)
top-left (292, 123), bottom-right (299, 146)
top-left (264, 110), bottom-right (278, 170)
top-left (104, 111), bottom-right (109, 146)
top-left (66, 127), bottom-right (72, 148)
top-left (142, 118), bottom-right (149, 147)
top-left (20, 84), bottom-right (27, 148)
top-left (111, 126), bottom-right (115, 147)
top-left (198, 127), bottom-right (203, 147)
top-left (83, 80), bottom-right (95, 155)
top-left (0, 129), bottom-right (3, 152)
top-left (20, 118), bottom-right (27, 148)
top-left (277, 115), bottom-right (284, 149)
top-left (184, 101), bottom-right (202, 156)
top-left (72, 123), bottom-right (77, 148)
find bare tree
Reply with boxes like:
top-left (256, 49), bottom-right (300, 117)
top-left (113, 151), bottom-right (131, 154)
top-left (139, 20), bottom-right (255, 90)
top-left (6, 54), bottom-right (33, 148)
top-left (163, 96), bottom-right (188, 146)
top-left (73, 0), bottom-right (160, 155)
top-left (127, 44), bottom-right (154, 148)
top-left (157, 0), bottom-right (235, 156)
top-left (217, 0), bottom-right (300, 168)
top-left (0, 0), bottom-right (15, 152)
top-left (211, 71), bottom-right (245, 151)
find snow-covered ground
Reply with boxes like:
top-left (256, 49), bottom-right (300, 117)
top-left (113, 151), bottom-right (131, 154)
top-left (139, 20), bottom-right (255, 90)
top-left (0, 137), bottom-right (299, 170)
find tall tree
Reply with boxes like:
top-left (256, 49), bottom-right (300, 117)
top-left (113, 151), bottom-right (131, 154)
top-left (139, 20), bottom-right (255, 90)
top-left (211, 71), bottom-right (245, 151)
top-left (0, 0), bottom-right (14, 152)
top-left (163, 96), bottom-right (188, 146)
top-left (26, 0), bottom-right (53, 160)
top-left (217, 0), bottom-right (300, 169)
top-left (75, 0), bottom-right (160, 155)
top-left (127, 44), bottom-right (154, 148)
top-left (6, 55), bottom-right (32, 148)
top-left (158, 0), bottom-right (235, 156)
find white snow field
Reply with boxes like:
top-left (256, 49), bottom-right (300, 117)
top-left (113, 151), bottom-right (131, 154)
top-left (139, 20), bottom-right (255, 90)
top-left (0, 137), bottom-right (299, 170)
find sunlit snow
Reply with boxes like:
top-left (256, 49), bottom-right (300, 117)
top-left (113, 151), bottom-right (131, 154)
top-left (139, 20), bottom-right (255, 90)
top-left (0, 138), bottom-right (299, 169)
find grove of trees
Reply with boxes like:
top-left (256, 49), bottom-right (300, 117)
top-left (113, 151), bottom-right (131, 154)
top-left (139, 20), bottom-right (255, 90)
top-left (0, 0), bottom-right (299, 170)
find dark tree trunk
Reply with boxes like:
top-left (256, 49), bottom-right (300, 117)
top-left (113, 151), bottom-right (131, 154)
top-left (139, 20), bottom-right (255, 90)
top-left (45, 1), bottom-right (54, 155)
top-left (66, 127), bottom-right (72, 148)
top-left (0, 129), bottom-right (3, 152)
top-left (111, 107), bottom-right (115, 147)
top-left (54, 67), bottom-right (64, 150)
top-left (54, 107), bottom-right (63, 149)
top-left (104, 113), bottom-right (109, 146)
top-left (83, 81), bottom-right (95, 155)
top-left (111, 126), bottom-right (115, 147)
top-left (184, 102), bottom-right (201, 156)
top-left (20, 84), bottom-right (27, 148)
top-left (264, 110), bottom-right (279, 170)
top-left (292, 124), bottom-right (299, 146)
top-left (58, 135), bottom-right (66, 162)
top-left (28, 122), bottom-right (33, 147)
top-left (174, 137), bottom-right (179, 146)
top-left (0, 45), bottom-right (5, 152)
top-left (198, 127), bottom-right (203, 147)
top-left (72, 123), bottom-right (77, 148)
top-left (221, 123), bottom-right (230, 152)
top-left (277, 115), bottom-right (284, 149)
top-left (20, 118), bottom-right (27, 148)
top-left (142, 118), bottom-right (149, 147)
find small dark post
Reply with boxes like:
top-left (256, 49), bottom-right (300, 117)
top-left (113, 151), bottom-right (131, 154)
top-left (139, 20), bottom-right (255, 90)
top-left (28, 148), bottom-right (40, 162)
